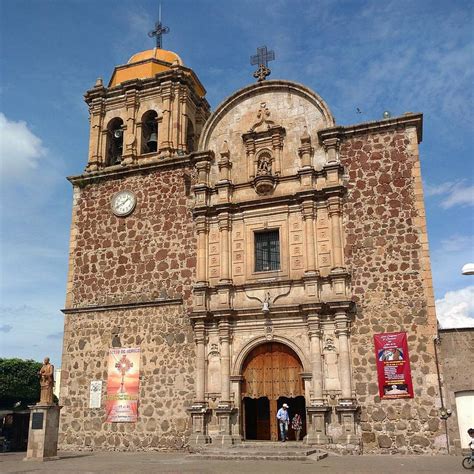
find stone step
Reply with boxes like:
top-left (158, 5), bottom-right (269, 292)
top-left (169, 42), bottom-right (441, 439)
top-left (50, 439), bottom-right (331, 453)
top-left (188, 452), bottom-right (328, 462)
top-left (198, 449), bottom-right (318, 456)
top-left (188, 444), bottom-right (328, 462)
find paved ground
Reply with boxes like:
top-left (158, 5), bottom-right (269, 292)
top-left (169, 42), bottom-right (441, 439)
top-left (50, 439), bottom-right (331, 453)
top-left (0, 451), bottom-right (464, 474)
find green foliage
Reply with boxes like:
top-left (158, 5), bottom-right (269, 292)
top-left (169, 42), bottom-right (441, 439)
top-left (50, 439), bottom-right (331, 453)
top-left (0, 358), bottom-right (42, 409)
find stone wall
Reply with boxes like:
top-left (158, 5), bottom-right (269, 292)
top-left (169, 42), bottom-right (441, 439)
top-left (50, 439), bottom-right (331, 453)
top-left (60, 164), bottom-right (197, 450)
top-left (66, 165), bottom-right (196, 308)
top-left (340, 127), bottom-right (445, 454)
top-left (438, 328), bottom-right (474, 454)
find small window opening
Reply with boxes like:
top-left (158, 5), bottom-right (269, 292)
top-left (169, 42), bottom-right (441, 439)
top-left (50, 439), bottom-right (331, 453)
top-left (186, 119), bottom-right (195, 153)
top-left (142, 111), bottom-right (158, 154)
top-left (106, 118), bottom-right (124, 166)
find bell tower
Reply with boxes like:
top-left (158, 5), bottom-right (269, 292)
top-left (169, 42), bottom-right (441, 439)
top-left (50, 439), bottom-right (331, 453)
top-left (60, 27), bottom-right (211, 450)
top-left (84, 45), bottom-right (209, 171)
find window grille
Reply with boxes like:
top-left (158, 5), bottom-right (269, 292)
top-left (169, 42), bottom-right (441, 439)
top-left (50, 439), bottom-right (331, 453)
top-left (255, 230), bottom-right (280, 272)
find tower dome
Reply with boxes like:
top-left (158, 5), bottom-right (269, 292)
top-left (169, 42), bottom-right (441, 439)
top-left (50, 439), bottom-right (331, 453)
top-left (108, 48), bottom-right (184, 87)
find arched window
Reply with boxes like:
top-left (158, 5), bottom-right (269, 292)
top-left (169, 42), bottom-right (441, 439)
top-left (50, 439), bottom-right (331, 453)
top-left (106, 118), bottom-right (124, 166)
top-left (186, 119), bottom-right (195, 153)
top-left (141, 111), bottom-right (158, 154)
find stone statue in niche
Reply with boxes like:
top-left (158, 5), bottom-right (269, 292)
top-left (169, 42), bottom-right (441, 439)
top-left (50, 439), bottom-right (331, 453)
top-left (38, 357), bottom-right (55, 405)
top-left (257, 153), bottom-right (272, 176)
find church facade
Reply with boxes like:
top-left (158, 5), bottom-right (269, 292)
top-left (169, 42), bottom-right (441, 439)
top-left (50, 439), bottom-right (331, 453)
top-left (59, 45), bottom-right (445, 454)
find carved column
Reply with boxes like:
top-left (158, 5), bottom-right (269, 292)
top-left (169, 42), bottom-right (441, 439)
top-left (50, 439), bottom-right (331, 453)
top-left (271, 129), bottom-right (283, 175)
top-left (308, 314), bottom-right (323, 402)
top-left (244, 138), bottom-right (256, 179)
top-left (178, 88), bottom-right (188, 153)
top-left (86, 98), bottom-right (105, 171)
top-left (328, 197), bottom-right (344, 270)
top-left (196, 217), bottom-right (208, 284)
top-left (160, 82), bottom-right (173, 153)
top-left (335, 311), bottom-right (359, 444)
top-left (213, 318), bottom-right (236, 446)
top-left (304, 313), bottom-right (331, 445)
top-left (122, 89), bottom-right (138, 165)
top-left (302, 201), bottom-right (316, 274)
top-left (218, 213), bottom-right (231, 284)
top-left (188, 320), bottom-right (211, 445)
top-left (219, 318), bottom-right (231, 405)
top-left (335, 312), bottom-right (352, 400)
top-left (195, 320), bottom-right (206, 403)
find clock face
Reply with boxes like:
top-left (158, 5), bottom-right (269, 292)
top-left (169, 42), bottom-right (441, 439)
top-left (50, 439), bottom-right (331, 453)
top-left (111, 190), bottom-right (136, 217)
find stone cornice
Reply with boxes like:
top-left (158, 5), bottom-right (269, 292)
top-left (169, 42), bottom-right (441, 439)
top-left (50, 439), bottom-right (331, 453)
top-left (85, 66), bottom-right (210, 110)
top-left (61, 297), bottom-right (183, 314)
top-left (67, 154), bottom-right (193, 186)
top-left (193, 184), bottom-right (346, 217)
top-left (318, 112), bottom-right (423, 144)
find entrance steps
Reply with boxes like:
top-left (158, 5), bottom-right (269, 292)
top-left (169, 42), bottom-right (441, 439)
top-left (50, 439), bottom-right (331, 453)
top-left (188, 441), bottom-right (328, 462)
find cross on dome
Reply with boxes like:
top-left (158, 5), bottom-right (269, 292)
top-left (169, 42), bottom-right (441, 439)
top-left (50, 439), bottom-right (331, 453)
top-left (148, 5), bottom-right (170, 49)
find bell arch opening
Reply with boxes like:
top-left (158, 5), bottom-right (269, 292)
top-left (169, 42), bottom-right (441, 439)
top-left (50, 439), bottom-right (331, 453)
top-left (241, 341), bottom-right (307, 441)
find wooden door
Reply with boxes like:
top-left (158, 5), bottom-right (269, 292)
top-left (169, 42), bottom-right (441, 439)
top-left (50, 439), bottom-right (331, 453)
top-left (242, 342), bottom-right (304, 440)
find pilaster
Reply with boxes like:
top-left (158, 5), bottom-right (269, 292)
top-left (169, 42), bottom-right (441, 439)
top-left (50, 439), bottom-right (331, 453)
top-left (328, 196), bottom-right (344, 271)
top-left (121, 87), bottom-right (139, 165)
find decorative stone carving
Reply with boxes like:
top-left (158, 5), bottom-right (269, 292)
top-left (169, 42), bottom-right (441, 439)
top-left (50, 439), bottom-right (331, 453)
top-left (323, 337), bottom-right (336, 352)
top-left (208, 343), bottom-right (220, 357)
top-left (242, 103), bottom-right (286, 185)
top-left (249, 103), bottom-right (275, 133)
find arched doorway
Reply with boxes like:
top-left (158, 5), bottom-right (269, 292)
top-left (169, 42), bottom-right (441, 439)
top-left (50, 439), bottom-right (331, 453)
top-left (241, 342), bottom-right (306, 441)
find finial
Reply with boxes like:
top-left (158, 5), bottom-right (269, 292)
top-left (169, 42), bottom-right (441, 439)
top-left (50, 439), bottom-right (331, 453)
top-left (300, 126), bottom-right (311, 144)
top-left (95, 77), bottom-right (103, 87)
top-left (250, 46), bottom-right (275, 82)
top-left (220, 140), bottom-right (230, 156)
top-left (148, 4), bottom-right (170, 49)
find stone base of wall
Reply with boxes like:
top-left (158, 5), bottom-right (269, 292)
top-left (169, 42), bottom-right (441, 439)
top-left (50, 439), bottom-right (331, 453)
top-left (59, 304), bottom-right (196, 452)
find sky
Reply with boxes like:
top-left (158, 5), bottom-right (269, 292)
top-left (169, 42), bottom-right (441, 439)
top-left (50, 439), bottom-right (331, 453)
top-left (0, 0), bottom-right (473, 365)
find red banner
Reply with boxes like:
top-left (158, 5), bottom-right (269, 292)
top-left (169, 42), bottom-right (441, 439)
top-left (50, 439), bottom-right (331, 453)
top-left (374, 332), bottom-right (414, 399)
top-left (106, 348), bottom-right (140, 422)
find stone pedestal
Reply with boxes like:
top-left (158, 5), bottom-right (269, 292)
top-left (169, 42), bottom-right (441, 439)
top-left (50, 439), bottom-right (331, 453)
top-left (24, 404), bottom-right (62, 461)
top-left (304, 405), bottom-right (331, 444)
top-left (213, 405), bottom-right (239, 446)
top-left (335, 402), bottom-right (360, 444)
top-left (188, 404), bottom-right (211, 445)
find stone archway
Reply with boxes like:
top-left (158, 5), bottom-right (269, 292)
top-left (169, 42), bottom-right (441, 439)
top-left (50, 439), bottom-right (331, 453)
top-left (241, 342), bottom-right (306, 441)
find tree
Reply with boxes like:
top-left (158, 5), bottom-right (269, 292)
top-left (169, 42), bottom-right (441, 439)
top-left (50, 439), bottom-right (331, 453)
top-left (0, 358), bottom-right (42, 409)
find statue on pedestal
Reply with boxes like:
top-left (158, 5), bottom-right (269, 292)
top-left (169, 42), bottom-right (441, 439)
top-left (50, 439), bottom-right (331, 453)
top-left (38, 357), bottom-right (55, 405)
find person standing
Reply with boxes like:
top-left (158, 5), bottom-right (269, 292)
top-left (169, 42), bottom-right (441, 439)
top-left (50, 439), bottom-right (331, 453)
top-left (276, 403), bottom-right (290, 442)
top-left (291, 413), bottom-right (303, 441)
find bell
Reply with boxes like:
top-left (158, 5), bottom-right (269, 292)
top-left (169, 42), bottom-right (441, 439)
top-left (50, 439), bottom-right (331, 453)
top-left (147, 132), bottom-right (157, 152)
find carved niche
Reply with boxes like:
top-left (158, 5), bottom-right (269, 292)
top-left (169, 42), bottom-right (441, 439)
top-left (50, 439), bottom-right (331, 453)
top-left (242, 102), bottom-right (286, 195)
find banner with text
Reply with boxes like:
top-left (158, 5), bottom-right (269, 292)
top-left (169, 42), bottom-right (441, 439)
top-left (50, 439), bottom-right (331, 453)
top-left (106, 347), bottom-right (140, 422)
top-left (374, 332), bottom-right (414, 399)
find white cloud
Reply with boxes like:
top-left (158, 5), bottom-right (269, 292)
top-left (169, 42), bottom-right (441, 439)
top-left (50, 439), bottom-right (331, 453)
top-left (436, 286), bottom-right (474, 329)
top-left (441, 185), bottom-right (474, 209)
top-left (440, 234), bottom-right (473, 253)
top-left (424, 180), bottom-right (474, 209)
top-left (0, 113), bottom-right (46, 177)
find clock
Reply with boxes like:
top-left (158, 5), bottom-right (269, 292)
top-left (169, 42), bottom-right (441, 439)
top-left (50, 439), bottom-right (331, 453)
top-left (111, 190), bottom-right (136, 217)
